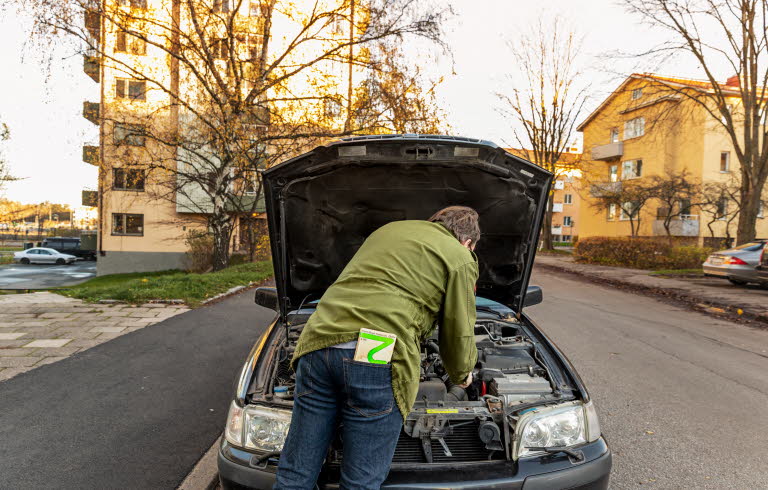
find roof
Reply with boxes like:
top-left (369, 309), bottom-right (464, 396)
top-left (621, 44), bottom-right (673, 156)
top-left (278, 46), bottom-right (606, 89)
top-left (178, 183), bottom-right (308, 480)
top-left (576, 73), bottom-right (746, 132)
top-left (505, 147), bottom-right (582, 167)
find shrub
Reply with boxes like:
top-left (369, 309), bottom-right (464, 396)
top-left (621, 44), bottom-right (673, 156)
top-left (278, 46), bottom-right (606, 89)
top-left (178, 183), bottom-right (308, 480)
top-left (184, 231), bottom-right (214, 273)
top-left (574, 237), bottom-right (712, 270)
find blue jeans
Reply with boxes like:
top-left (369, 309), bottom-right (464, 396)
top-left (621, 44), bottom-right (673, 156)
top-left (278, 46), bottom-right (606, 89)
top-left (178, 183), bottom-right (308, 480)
top-left (274, 348), bottom-right (403, 490)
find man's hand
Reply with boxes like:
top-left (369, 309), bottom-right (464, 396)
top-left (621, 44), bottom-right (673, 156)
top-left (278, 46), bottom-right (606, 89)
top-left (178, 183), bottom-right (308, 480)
top-left (458, 372), bottom-right (473, 389)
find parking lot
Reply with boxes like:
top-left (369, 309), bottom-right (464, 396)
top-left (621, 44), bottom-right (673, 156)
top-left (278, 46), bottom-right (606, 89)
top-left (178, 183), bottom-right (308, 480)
top-left (0, 261), bottom-right (96, 289)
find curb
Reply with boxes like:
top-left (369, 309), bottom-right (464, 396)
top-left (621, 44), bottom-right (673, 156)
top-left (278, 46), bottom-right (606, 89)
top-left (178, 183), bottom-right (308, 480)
top-left (536, 261), bottom-right (768, 327)
top-left (178, 435), bottom-right (221, 490)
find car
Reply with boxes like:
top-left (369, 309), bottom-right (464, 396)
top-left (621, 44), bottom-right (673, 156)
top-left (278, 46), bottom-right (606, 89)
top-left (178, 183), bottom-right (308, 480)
top-left (42, 237), bottom-right (96, 261)
top-left (702, 240), bottom-right (767, 286)
top-left (217, 135), bottom-right (612, 490)
top-left (756, 245), bottom-right (768, 286)
top-left (13, 247), bottom-right (77, 265)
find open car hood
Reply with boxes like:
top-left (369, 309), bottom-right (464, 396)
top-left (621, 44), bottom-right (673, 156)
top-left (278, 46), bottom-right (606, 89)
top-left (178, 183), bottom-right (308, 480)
top-left (263, 135), bottom-right (552, 318)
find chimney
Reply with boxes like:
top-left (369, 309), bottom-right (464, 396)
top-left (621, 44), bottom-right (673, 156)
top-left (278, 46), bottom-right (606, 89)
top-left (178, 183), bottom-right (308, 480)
top-left (725, 75), bottom-right (740, 87)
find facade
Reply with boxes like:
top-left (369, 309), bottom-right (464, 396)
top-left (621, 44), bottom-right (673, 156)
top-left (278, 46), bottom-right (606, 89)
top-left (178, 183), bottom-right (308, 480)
top-left (577, 73), bottom-right (768, 244)
top-left (507, 148), bottom-right (583, 243)
top-left (81, 0), bottom-right (361, 275)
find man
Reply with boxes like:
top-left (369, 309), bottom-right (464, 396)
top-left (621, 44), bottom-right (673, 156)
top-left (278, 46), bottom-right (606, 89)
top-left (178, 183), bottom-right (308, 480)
top-left (275, 206), bottom-right (480, 490)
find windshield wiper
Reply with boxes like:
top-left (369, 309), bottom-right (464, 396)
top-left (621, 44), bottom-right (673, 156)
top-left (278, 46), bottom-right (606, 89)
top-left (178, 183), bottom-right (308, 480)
top-left (526, 446), bottom-right (584, 462)
top-left (475, 306), bottom-right (505, 318)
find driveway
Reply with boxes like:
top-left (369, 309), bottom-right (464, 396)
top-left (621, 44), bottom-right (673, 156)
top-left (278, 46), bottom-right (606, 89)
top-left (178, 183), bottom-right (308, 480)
top-left (0, 261), bottom-right (96, 289)
top-left (0, 288), bottom-right (274, 489)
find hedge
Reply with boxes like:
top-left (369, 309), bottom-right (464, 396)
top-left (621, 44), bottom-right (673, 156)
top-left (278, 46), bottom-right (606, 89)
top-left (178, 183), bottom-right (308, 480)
top-left (574, 237), bottom-right (712, 270)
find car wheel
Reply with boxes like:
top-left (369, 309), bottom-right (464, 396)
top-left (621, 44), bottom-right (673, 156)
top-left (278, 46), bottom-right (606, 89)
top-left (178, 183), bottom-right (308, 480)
top-left (728, 278), bottom-right (748, 286)
top-left (56, 258), bottom-right (65, 265)
top-left (20, 258), bottom-right (30, 265)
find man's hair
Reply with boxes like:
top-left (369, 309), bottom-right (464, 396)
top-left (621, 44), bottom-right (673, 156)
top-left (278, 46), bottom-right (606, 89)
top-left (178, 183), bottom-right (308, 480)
top-left (428, 206), bottom-right (481, 245)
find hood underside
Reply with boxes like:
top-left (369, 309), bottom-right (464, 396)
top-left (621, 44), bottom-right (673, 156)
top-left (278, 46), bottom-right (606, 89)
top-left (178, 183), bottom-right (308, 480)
top-left (263, 135), bottom-right (553, 317)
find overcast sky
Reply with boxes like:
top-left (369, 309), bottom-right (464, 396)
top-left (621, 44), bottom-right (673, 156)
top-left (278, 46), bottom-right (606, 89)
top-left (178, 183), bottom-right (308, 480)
top-left (0, 0), bottom-right (724, 206)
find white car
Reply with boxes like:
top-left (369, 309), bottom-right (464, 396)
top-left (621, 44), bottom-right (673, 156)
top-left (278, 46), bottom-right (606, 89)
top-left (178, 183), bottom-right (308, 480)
top-left (14, 247), bottom-right (77, 265)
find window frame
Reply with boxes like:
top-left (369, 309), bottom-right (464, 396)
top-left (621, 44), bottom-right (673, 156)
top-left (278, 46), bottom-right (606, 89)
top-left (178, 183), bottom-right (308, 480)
top-left (115, 78), bottom-right (147, 101)
top-left (720, 151), bottom-right (730, 172)
top-left (609, 164), bottom-right (618, 182)
top-left (117, 0), bottom-right (148, 8)
top-left (607, 203), bottom-right (618, 221)
top-left (111, 213), bottom-right (144, 236)
top-left (115, 30), bottom-right (147, 55)
top-left (563, 216), bottom-right (573, 227)
top-left (112, 168), bottom-right (146, 191)
top-left (610, 128), bottom-right (619, 143)
top-left (631, 88), bottom-right (643, 100)
top-left (624, 117), bottom-right (645, 139)
top-left (564, 193), bottom-right (573, 205)
top-left (113, 122), bottom-right (146, 147)
top-left (620, 201), bottom-right (638, 221)
top-left (621, 159), bottom-right (643, 180)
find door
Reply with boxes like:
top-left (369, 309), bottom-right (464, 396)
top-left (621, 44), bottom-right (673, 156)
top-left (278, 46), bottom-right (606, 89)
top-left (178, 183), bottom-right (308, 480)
top-left (37, 250), bottom-right (55, 263)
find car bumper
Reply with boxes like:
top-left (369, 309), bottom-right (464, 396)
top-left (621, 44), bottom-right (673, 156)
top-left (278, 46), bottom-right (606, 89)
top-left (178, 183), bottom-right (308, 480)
top-left (703, 263), bottom-right (758, 281)
top-left (218, 438), bottom-right (611, 490)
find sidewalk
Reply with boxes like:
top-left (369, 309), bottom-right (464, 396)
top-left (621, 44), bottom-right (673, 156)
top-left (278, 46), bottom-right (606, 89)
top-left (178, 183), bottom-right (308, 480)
top-left (534, 254), bottom-right (768, 324)
top-left (0, 292), bottom-right (189, 381)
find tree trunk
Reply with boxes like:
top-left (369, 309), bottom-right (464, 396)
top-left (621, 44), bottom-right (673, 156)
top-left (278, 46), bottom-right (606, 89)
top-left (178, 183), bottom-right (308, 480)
top-left (541, 194), bottom-right (554, 251)
top-left (210, 209), bottom-right (233, 272)
top-left (736, 186), bottom-right (761, 245)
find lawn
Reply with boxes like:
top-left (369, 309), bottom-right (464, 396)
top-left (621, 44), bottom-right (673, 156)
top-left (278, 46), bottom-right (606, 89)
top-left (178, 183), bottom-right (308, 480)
top-left (59, 261), bottom-right (273, 306)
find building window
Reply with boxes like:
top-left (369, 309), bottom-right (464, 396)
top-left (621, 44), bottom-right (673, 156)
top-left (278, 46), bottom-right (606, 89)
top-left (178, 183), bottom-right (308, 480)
top-left (213, 0), bottom-right (232, 13)
top-left (112, 213), bottom-right (144, 236)
top-left (211, 38), bottom-right (228, 59)
top-left (720, 151), bottom-right (730, 172)
top-left (679, 198), bottom-right (692, 216)
top-left (631, 88), bottom-right (643, 100)
top-left (716, 197), bottom-right (728, 220)
top-left (609, 164), bottom-right (618, 182)
top-left (250, 0), bottom-right (268, 16)
top-left (242, 169), bottom-right (259, 195)
top-left (624, 117), bottom-right (645, 139)
top-left (621, 159), bottom-right (643, 179)
top-left (562, 235), bottom-right (572, 242)
top-left (563, 216), bottom-right (573, 227)
top-left (116, 30), bottom-right (146, 55)
top-left (113, 168), bottom-right (146, 191)
top-left (610, 128), bottom-right (619, 143)
top-left (116, 78), bottom-right (146, 101)
top-left (564, 193), bottom-right (573, 204)
top-left (608, 204), bottom-right (617, 221)
top-left (620, 201), bottom-right (638, 221)
top-left (118, 0), bottom-right (148, 8)
top-left (113, 123), bottom-right (146, 146)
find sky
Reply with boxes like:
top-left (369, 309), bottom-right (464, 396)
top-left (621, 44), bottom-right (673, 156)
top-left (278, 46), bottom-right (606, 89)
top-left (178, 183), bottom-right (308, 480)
top-left (0, 0), bottom-right (725, 206)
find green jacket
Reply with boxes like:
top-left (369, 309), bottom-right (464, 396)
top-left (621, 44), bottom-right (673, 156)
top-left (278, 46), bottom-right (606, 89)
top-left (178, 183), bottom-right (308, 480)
top-left (291, 220), bottom-right (479, 420)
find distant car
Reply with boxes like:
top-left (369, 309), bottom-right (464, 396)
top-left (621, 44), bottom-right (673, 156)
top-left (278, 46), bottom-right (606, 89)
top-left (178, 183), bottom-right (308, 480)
top-left (702, 240), bottom-right (766, 285)
top-left (42, 237), bottom-right (96, 261)
top-left (756, 245), bottom-right (768, 286)
top-left (14, 247), bottom-right (77, 265)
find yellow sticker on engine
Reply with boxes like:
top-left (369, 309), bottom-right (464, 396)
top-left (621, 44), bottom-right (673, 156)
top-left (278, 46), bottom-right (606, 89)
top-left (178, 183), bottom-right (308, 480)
top-left (426, 409), bottom-right (459, 414)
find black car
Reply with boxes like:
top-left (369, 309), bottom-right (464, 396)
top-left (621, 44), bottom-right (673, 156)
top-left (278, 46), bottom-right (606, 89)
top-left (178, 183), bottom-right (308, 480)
top-left (218, 135), bottom-right (612, 489)
top-left (41, 237), bottom-right (96, 261)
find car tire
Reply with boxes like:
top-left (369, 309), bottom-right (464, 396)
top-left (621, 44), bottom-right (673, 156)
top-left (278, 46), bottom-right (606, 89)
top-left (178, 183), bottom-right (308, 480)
top-left (20, 258), bottom-right (30, 265)
top-left (56, 258), bottom-right (65, 265)
top-left (728, 278), bottom-right (748, 286)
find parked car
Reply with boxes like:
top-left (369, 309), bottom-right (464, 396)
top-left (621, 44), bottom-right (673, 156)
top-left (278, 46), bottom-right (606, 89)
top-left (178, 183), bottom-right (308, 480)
top-left (217, 136), bottom-right (612, 490)
top-left (41, 236), bottom-right (96, 261)
top-left (756, 245), bottom-right (768, 286)
top-left (14, 247), bottom-right (77, 265)
top-left (702, 240), bottom-right (766, 285)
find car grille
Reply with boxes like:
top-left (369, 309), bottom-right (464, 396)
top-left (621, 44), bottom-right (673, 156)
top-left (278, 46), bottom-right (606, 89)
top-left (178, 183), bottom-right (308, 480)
top-left (391, 422), bottom-right (501, 463)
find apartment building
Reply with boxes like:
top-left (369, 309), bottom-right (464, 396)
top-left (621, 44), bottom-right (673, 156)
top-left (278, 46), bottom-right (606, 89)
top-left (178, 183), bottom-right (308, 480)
top-left (81, 0), bottom-right (360, 275)
top-left (506, 148), bottom-right (583, 243)
top-left (577, 73), bottom-right (768, 244)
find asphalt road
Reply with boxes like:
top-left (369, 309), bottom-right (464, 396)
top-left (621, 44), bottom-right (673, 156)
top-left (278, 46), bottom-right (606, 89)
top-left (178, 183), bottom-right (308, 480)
top-left (0, 290), bottom-right (275, 489)
top-left (0, 260), bottom-right (96, 289)
top-left (526, 269), bottom-right (768, 489)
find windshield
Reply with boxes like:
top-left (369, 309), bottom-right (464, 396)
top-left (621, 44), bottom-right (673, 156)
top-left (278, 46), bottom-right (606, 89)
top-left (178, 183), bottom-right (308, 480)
top-left (731, 242), bottom-right (765, 252)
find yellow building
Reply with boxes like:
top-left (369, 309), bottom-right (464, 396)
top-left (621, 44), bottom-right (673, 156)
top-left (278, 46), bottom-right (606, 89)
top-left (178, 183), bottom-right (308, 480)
top-left (577, 73), bottom-right (768, 245)
top-left (82, 0), bottom-right (361, 274)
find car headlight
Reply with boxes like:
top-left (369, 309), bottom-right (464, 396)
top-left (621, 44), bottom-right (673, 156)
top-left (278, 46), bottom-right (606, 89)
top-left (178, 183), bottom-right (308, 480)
top-left (514, 401), bottom-right (601, 459)
top-left (224, 401), bottom-right (292, 452)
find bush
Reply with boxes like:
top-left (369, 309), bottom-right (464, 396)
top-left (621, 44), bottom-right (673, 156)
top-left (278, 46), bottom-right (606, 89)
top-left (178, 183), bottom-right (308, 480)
top-left (574, 237), bottom-right (712, 270)
top-left (184, 231), bottom-right (214, 273)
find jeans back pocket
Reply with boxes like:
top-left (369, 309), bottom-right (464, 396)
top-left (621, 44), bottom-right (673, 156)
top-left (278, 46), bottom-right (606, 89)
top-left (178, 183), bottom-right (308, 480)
top-left (343, 359), bottom-right (395, 417)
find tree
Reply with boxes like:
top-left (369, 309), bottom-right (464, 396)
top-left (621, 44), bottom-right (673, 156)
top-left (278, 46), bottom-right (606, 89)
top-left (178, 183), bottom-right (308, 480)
top-left (20, 0), bottom-right (448, 270)
top-left (623, 0), bottom-right (768, 244)
top-left (496, 16), bottom-right (588, 250)
top-left (647, 171), bottom-right (700, 241)
top-left (0, 121), bottom-right (17, 196)
top-left (699, 176), bottom-right (749, 247)
top-left (589, 178), bottom-right (656, 237)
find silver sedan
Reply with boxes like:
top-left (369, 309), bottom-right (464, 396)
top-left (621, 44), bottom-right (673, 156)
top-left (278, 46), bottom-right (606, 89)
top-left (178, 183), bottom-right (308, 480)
top-left (702, 241), bottom-right (766, 286)
top-left (13, 247), bottom-right (78, 265)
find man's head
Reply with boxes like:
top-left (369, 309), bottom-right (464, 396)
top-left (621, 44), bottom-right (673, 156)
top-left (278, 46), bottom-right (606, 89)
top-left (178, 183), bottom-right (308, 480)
top-left (428, 206), bottom-right (481, 251)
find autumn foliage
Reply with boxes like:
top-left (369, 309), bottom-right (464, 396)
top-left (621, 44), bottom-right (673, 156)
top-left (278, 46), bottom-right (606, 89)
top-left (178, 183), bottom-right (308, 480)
top-left (574, 237), bottom-right (712, 270)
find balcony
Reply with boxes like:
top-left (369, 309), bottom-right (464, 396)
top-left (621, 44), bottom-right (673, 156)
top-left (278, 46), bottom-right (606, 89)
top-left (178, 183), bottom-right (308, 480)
top-left (591, 142), bottom-right (623, 161)
top-left (81, 190), bottom-right (98, 207)
top-left (652, 215), bottom-right (700, 237)
top-left (589, 181), bottom-right (622, 197)
top-left (552, 203), bottom-right (564, 213)
top-left (84, 55), bottom-right (100, 83)
top-left (83, 145), bottom-right (100, 166)
top-left (83, 102), bottom-right (99, 125)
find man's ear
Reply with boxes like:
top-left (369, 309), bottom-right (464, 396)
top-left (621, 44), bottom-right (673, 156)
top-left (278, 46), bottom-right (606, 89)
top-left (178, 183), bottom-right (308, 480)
top-left (461, 239), bottom-right (473, 250)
